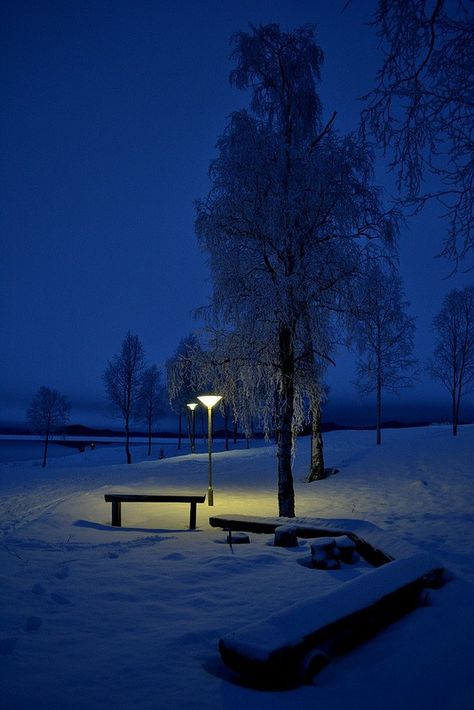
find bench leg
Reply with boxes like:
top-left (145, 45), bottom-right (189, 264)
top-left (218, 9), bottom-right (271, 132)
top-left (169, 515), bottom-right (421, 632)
top-left (111, 500), bottom-right (122, 527)
top-left (189, 502), bottom-right (197, 530)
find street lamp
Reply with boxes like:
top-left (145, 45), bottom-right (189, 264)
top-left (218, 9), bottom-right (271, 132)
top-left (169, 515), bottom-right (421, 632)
top-left (197, 394), bottom-right (222, 506)
top-left (186, 402), bottom-right (198, 453)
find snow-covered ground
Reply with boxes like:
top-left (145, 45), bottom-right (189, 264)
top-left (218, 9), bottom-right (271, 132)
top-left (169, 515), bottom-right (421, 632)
top-left (1, 426), bottom-right (473, 709)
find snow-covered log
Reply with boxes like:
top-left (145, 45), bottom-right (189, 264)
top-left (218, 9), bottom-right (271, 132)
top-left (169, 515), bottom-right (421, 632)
top-left (219, 553), bottom-right (445, 687)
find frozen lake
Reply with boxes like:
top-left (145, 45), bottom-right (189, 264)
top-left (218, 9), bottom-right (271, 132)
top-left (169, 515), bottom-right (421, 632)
top-left (0, 440), bottom-right (81, 463)
top-left (0, 438), bottom-right (186, 464)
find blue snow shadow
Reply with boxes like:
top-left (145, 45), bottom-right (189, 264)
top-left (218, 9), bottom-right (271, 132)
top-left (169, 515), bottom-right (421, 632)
top-left (74, 519), bottom-right (197, 534)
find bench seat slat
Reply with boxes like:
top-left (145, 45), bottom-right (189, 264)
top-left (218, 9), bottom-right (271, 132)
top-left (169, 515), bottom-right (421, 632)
top-left (104, 494), bottom-right (206, 503)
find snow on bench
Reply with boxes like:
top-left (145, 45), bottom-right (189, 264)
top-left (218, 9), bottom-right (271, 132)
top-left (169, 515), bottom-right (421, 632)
top-left (209, 514), bottom-right (395, 566)
top-left (219, 552), bottom-right (444, 687)
top-left (104, 493), bottom-right (206, 529)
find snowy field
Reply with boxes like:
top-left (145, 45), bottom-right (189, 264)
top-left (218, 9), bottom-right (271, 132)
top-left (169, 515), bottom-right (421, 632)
top-left (0, 426), bottom-right (473, 709)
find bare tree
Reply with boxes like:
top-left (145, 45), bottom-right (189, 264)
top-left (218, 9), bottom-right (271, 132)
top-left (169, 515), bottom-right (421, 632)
top-left (181, 332), bottom-right (255, 451)
top-left (26, 386), bottom-right (70, 467)
top-left (363, 0), bottom-right (474, 265)
top-left (196, 24), bottom-right (395, 516)
top-left (137, 365), bottom-right (163, 456)
top-left (349, 265), bottom-right (418, 444)
top-left (103, 331), bottom-right (146, 463)
top-left (429, 285), bottom-right (474, 435)
top-left (166, 334), bottom-right (206, 450)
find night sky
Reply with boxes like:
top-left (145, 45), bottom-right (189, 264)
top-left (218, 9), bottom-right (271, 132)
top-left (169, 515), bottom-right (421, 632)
top-left (2, 0), bottom-right (472, 428)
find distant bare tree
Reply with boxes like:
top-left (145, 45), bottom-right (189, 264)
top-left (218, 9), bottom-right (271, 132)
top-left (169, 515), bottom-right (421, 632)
top-left (166, 334), bottom-right (206, 450)
top-left (363, 0), bottom-right (474, 265)
top-left (349, 266), bottom-right (418, 444)
top-left (103, 332), bottom-right (146, 463)
top-left (137, 365), bottom-right (164, 456)
top-left (26, 386), bottom-right (70, 467)
top-left (429, 285), bottom-right (474, 436)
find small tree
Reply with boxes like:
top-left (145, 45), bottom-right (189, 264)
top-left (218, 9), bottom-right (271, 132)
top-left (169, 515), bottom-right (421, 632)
top-left (137, 365), bottom-right (163, 456)
top-left (350, 266), bottom-right (418, 444)
top-left (186, 334), bottom-right (245, 452)
top-left (26, 386), bottom-right (70, 467)
top-left (166, 334), bottom-right (206, 450)
top-left (103, 331), bottom-right (146, 463)
top-left (429, 285), bottom-right (474, 435)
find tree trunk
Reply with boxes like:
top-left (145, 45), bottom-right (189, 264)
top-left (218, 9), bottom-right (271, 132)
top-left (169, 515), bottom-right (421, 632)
top-left (186, 410), bottom-right (192, 451)
top-left (177, 413), bottom-right (182, 450)
top-left (224, 404), bottom-right (229, 451)
top-left (452, 389), bottom-right (458, 436)
top-left (233, 420), bottom-right (238, 444)
top-left (376, 366), bottom-right (382, 446)
top-left (307, 403), bottom-right (325, 481)
top-left (42, 432), bottom-right (49, 468)
top-left (200, 410), bottom-right (206, 440)
top-left (276, 325), bottom-right (296, 518)
top-left (125, 417), bottom-right (132, 464)
top-left (147, 419), bottom-right (152, 456)
top-left (455, 378), bottom-right (464, 435)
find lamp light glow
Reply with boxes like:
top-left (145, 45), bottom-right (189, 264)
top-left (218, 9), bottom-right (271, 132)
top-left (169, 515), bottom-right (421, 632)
top-left (197, 395), bottom-right (222, 409)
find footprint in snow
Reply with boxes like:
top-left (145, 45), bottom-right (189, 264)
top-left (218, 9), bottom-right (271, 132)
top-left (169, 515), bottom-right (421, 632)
top-left (105, 551), bottom-right (119, 559)
top-left (55, 566), bottom-right (70, 580)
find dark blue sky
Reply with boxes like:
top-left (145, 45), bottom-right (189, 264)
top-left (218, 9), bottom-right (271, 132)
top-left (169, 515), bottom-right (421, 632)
top-left (1, 0), bottom-right (472, 428)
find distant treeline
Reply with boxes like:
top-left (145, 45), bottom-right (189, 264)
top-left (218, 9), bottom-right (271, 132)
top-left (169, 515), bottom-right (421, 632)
top-left (2, 419), bottom-right (466, 439)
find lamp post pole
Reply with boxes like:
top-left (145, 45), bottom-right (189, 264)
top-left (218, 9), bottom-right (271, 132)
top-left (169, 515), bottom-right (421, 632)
top-left (197, 395), bottom-right (222, 506)
top-left (186, 403), bottom-right (198, 453)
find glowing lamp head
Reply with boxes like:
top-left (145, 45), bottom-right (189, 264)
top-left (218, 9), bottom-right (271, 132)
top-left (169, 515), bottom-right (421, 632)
top-left (197, 395), bottom-right (222, 409)
top-left (187, 402), bottom-right (198, 411)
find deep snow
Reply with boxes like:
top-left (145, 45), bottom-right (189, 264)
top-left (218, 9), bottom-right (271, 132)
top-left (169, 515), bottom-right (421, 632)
top-left (0, 426), bottom-right (473, 709)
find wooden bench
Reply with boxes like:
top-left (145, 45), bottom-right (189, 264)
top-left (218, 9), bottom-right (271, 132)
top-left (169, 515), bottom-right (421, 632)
top-left (104, 493), bottom-right (206, 529)
top-left (218, 552), bottom-right (444, 687)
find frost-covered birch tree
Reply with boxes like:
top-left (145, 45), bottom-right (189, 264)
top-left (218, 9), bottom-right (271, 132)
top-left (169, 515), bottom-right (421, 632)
top-left (192, 327), bottom-right (281, 449)
top-left (189, 339), bottom-right (241, 451)
top-left (363, 0), bottom-right (474, 265)
top-left (196, 24), bottom-right (395, 516)
top-left (429, 285), bottom-right (474, 435)
top-left (166, 334), bottom-right (207, 449)
top-left (349, 265), bottom-right (418, 445)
